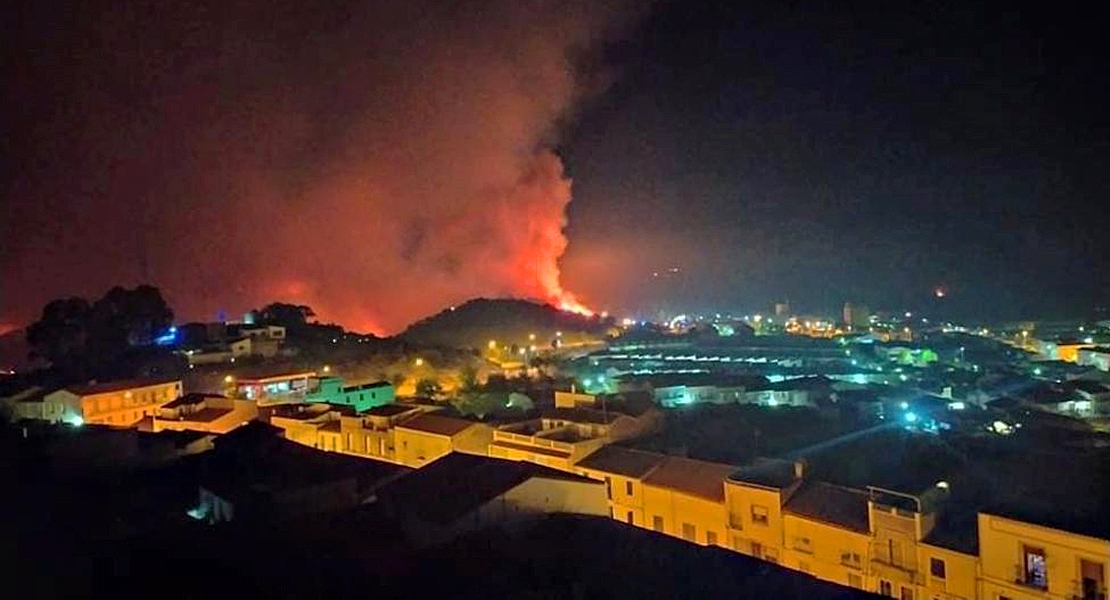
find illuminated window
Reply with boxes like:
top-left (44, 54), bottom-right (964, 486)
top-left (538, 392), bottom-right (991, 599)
top-left (930, 557), bottom-right (946, 579)
top-left (751, 505), bottom-right (769, 526)
top-left (1022, 545), bottom-right (1047, 589)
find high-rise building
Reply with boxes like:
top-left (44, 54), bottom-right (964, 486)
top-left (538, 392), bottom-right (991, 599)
top-left (842, 303), bottom-right (870, 329)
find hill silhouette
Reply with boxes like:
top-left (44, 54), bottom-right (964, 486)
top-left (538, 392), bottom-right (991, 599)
top-left (399, 298), bottom-right (614, 350)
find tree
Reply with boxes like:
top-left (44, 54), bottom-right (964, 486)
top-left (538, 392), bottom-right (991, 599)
top-left (415, 378), bottom-right (442, 398)
top-left (459, 364), bottom-right (479, 392)
top-left (255, 303), bottom-right (316, 329)
top-left (26, 286), bottom-right (174, 380)
top-left (452, 391), bottom-right (506, 418)
top-left (26, 297), bottom-right (92, 373)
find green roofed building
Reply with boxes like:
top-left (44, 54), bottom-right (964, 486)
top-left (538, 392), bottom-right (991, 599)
top-left (306, 377), bottom-right (394, 412)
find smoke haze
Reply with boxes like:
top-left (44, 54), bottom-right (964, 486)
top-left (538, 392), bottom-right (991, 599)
top-left (4, 0), bottom-right (633, 333)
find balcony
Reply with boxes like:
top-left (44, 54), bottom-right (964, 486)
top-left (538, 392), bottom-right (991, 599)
top-left (1072, 583), bottom-right (1107, 600)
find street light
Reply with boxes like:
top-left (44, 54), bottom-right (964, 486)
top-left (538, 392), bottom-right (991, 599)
top-left (414, 358), bottom-right (424, 367)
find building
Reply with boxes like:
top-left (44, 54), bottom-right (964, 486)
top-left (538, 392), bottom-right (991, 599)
top-left (575, 446), bottom-right (668, 527)
top-left (1035, 339), bottom-right (1095, 363)
top-left (178, 322), bottom-right (285, 366)
top-left (231, 370), bottom-right (316, 403)
top-left (843, 303), bottom-right (871, 329)
top-left (724, 459), bottom-right (805, 563)
top-left (193, 422), bottom-right (410, 524)
top-left (781, 480), bottom-right (872, 590)
top-left (376, 453), bottom-right (608, 548)
top-left (978, 512), bottom-right (1108, 600)
top-left (150, 393), bottom-right (257, 434)
top-left (1078, 347), bottom-right (1110, 372)
top-left (641, 456), bottom-right (739, 547)
top-left (488, 403), bottom-right (660, 470)
top-left (305, 376), bottom-right (393, 412)
top-left (393, 413), bottom-right (492, 467)
top-left (38, 377), bottom-right (182, 427)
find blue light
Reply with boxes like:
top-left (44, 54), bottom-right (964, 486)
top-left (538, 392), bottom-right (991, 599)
top-left (903, 412), bottom-right (918, 424)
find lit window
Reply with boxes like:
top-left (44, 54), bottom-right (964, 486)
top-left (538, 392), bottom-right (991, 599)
top-left (1022, 546), bottom-right (1047, 589)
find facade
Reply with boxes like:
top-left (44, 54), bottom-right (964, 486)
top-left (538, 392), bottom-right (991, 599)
top-left (151, 393), bottom-right (257, 434)
top-left (393, 413), bottom-right (492, 467)
top-left (305, 376), bottom-right (394, 412)
top-left (575, 446), bottom-right (667, 527)
top-left (781, 481), bottom-right (872, 590)
top-left (641, 456), bottom-right (738, 547)
top-left (978, 513), bottom-right (1108, 600)
top-left (39, 378), bottom-right (183, 427)
top-left (488, 405), bottom-right (658, 470)
top-left (1077, 347), bottom-right (1110, 372)
top-left (377, 453), bottom-right (608, 548)
top-left (232, 371), bottom-right (316, 403)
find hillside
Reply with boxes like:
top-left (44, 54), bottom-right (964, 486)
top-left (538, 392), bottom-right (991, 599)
top-left (399, 298), bottom-right (615, 350)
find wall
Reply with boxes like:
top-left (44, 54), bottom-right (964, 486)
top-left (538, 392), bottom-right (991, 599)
top-left (642, 484), bottom-right (727, 547)
top-left (724, 481), bottom-right (786, 561)
top-left (917, 543), bottom-right (978, 600)
top-left (498, 475), bottom-right (609, 519)
top-left (393, 428), bottom-right (454, 467)
top-left (979, 513), bottom-right (1110, 600)
top-left (152, 398), bottom-right (257, 434)
top-left (782, 514), bottom-right (870, 590)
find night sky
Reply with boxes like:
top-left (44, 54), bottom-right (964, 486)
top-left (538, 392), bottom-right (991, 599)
top-left (5, 0), bottom-right (1107, 334)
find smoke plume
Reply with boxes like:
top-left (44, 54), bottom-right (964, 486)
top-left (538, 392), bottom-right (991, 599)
top-left (4, 0), bottom-right (632, 333)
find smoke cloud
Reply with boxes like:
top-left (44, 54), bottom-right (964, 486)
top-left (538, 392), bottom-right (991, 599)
top-left (4, 0), bottom-right (634, 334)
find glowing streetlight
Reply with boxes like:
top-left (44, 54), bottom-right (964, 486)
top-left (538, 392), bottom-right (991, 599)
top-left (322, 365), bottom-right (331, 373)
top-left (414, 358), bottom-right (424, 367)
top-left (529, 333), bottom-right (536, 341)
top-left (223, 375), bottom-right (234, 384)
top-left (488, 340), bottom-right (497, 350)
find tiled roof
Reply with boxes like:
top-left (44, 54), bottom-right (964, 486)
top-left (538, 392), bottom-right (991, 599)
top-left (643, 456), bottom-right (738, 502)
top-left (576, 446), bottom-right (666, 479)
top-left (784, 481), bottom-right (871, 533)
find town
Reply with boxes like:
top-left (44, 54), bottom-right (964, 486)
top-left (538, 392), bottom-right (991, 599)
top-left (4, 289), bottom-right (1108, 599)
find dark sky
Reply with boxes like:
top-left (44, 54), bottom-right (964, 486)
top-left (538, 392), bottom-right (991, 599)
top-left (560, 0), bottom-right (1109, 322)
top-left (4, 0), bottom-right (1107, 333)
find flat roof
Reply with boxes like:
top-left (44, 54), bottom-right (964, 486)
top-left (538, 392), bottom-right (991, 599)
top-left (488, 440), bottom-right (571, 459)
top-left (65, 377), bottom-right (180, 396)
top-left (642, 456), bottom-right (738, 502)
top-left (235, 370), bottom-right (317, 383)
top-left (576, 446), bottom-right (667, 479)
top-left (396, 413), bottom-right (477, 437)
top-left (784, 481), bottom-right (870, 534)
top-left (176, 407), bottom-right (233, 423)
top-left (541, 407), bottom-right (620, 425)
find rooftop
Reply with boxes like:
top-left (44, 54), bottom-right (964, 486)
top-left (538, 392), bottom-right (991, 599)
top-left (729, 458), bottom-right (800, 490)
top-left (176, 407), bottom-right (233, 423)
top-left (363, 403), bottom-right (419, 417)
top-left (380, 453), bottom-right (584, 525)
top-left (784, 481), bottom-right (870, 534)
top-left (541, 407), bottom-right (620, 425)
top-left (162, 392), bottom-right (225, 409)
top-left (642, 456), bottom-right (739, 502)
top-left (576, 446), bottom-right (667, 479)
top-left (234, 370), bottom-right (317, 383)
top-left (489, 439), bottom-right (571, 459)
top-left (396, 413), bottom-right (477, 436)
top-left (65, 377), bottom-right (179, 396)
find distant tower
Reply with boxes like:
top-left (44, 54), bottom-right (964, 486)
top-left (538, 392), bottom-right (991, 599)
top-left (775, 300), bottom-right (791, 318)
top-left (843, 303), bottom-right (870, 329)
